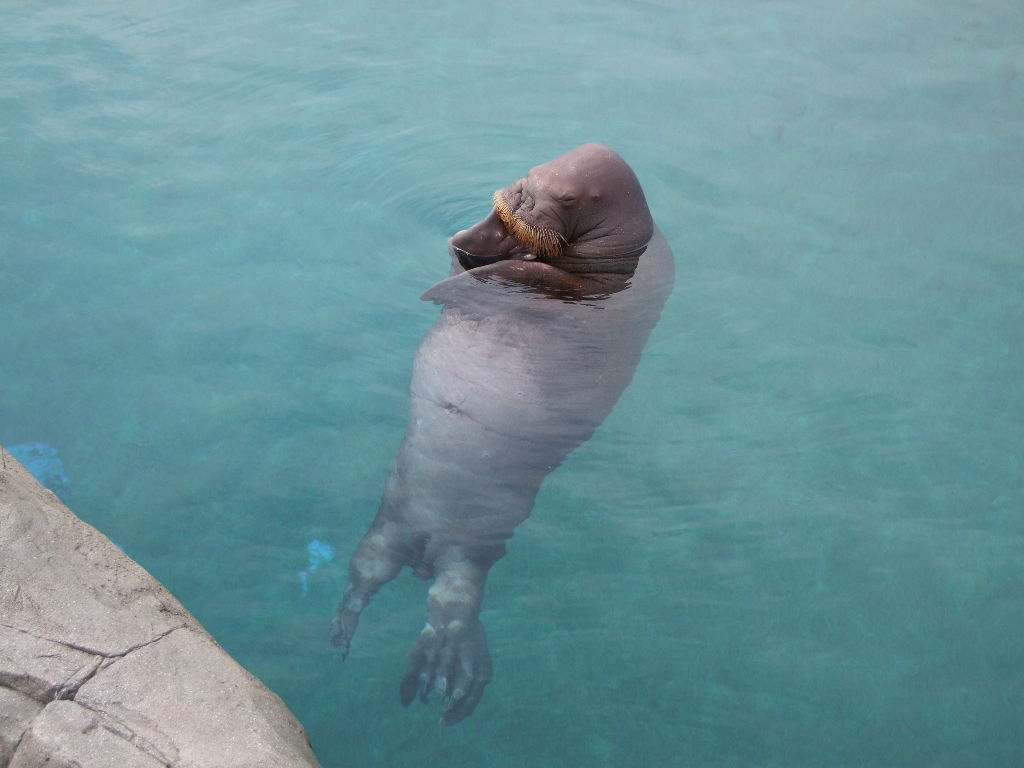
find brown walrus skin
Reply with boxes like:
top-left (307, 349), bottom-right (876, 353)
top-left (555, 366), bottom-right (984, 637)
top-left (331, 143), bottom-right (674, 724)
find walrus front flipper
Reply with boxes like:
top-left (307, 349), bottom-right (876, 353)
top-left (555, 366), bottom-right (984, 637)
top-left (330, 521), bottom-right (405, 658)
top-left (398, 556), bottom-right (492, 725)
top-left (421, 261), bottom-right (593, 305)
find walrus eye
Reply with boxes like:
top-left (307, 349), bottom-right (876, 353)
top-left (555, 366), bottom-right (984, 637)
top-left (492, 189), bottom-right (564, 260)
top-left (552, 187), bottom-right (579, 206)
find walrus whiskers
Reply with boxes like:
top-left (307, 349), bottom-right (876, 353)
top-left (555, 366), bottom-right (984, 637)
top-left (492, 190), bottom-right (564, 260)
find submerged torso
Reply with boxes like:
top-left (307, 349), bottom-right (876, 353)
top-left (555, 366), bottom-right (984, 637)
top-left (382, 229), bottom-right (674, 550)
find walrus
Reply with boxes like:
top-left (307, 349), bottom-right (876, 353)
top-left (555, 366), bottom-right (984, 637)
top-left (331, 143), bottom-right (674, 724)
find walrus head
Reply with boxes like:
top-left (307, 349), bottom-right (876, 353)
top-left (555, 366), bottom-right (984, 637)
top-left (449, 143), bottom-right (654, 280)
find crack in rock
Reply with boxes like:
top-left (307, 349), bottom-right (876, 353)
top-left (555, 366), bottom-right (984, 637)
top-left (8, 699), bottom-right (172, 768)
top-left (54, 657), bottom-right (104, 701)
top-left (65, 625), bottom-right (188, 700)
top-left (0, 623), bottom-right (186, 667)
top-left (1, 627), bottom-right (188, 767)
top-left (72, 699), bottom-right (177, 767)
top-left (0, 623), bottom-right (188, 705)
top-left (0, 622), bottom-right (110, 659)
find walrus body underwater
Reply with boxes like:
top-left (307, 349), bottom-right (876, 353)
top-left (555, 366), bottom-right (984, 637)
top-left (332, 143), bottom-right (674, 724)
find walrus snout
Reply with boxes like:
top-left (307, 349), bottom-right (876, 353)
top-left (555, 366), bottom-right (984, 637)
top-left (449, 209), bottom-right (533, 270)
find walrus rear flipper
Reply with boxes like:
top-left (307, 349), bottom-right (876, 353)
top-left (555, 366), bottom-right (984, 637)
top-left (330, 521), bottom-right (405, 658)
top-left (398, 556), bottom-right (492, 725)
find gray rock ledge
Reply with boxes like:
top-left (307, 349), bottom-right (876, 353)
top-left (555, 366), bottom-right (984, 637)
top-left (0, 447), bottom-right (321, 768)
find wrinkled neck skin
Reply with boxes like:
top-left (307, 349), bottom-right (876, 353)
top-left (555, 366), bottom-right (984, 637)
top-left (439, 241), bottom-right (643, 302)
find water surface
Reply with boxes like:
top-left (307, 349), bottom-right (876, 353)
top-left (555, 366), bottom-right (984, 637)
top-left (2, 1), bottom-right (1022, 765)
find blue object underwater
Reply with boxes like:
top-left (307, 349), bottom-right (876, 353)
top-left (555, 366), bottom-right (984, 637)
top-left (298, 538), bottom-right (334, 597)
top-left (5, 441), bottom-right (69, 489)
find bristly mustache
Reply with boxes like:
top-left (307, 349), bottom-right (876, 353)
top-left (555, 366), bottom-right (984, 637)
top-left (492, 190), bottom-right (565, 260)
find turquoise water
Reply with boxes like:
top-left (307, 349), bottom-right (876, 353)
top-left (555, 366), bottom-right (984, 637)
top-left (2, 0), bottom-right (1022, 764)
